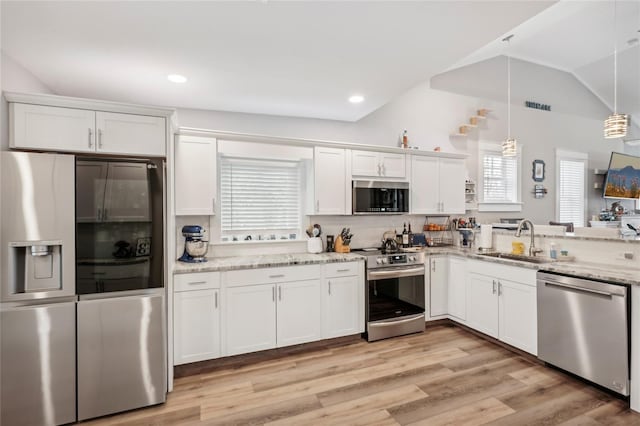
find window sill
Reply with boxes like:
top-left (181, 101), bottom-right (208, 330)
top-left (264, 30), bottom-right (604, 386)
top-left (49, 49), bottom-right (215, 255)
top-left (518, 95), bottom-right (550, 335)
top-left (478, 202), bottom-right (523, 212)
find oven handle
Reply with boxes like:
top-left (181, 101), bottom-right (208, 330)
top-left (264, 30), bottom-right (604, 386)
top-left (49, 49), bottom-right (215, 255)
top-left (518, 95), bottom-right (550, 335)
top-left (367, 266), bottom-right (425, 280)
top-left (369, 313), bottom-right (425, 326)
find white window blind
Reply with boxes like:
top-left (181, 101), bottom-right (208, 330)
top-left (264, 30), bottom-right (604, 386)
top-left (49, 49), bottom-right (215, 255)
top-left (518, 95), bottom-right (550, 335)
top-left (482, 153), bottom-right (518, 203)
top-left (220, 158), bottom-right (301, 234)
top-left (557, 157), bottom-right (586, 227)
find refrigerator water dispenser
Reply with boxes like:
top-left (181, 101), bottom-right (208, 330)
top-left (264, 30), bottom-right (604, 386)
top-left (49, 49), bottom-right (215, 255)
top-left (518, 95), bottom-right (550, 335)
top-left (9, 242), bottom-right (62, 293)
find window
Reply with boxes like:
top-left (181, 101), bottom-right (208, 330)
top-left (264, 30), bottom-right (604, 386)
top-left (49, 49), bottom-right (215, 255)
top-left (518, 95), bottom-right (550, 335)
top-left (556, 150), bottom-right (587, 228)
top-left (478, 142), bottom-right (522, 212)
top-left (220, 157), bottom-right (302, 241)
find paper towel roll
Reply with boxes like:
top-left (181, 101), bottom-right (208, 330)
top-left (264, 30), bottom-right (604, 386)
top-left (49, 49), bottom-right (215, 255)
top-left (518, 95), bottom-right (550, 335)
top-left (479, 224), bottom-right (493, 249)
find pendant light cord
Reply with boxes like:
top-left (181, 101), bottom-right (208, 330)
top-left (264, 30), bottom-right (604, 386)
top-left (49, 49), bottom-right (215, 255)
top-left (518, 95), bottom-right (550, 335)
top-left (502, 34), bottom-right (514, 139)
top-left (613, 0), bottom-right (618, 114)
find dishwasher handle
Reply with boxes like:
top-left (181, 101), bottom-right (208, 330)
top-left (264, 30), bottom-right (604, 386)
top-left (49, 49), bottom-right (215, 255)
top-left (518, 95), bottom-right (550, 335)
top-left (544, 281), bottom-right (616, 297)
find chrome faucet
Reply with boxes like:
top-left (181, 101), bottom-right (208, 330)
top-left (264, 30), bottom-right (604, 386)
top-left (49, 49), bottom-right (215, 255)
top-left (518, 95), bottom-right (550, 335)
top-left (515, 219), bottom-right (544, 256)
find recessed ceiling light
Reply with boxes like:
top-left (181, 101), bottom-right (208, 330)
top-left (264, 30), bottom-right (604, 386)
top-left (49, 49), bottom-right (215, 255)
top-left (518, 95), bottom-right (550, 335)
top-left (167, 74), bottom-right (187, 83)
top-left (349, 95), bottom-right (364, 103)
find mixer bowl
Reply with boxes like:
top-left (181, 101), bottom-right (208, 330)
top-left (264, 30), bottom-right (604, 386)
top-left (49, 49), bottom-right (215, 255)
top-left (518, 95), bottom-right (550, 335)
top-left (185, 240), bottom-right (209, 258)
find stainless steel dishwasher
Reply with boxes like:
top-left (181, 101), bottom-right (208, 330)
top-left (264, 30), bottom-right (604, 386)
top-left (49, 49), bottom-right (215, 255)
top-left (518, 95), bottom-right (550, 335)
top-left (537, 272), bottom-right (629, 395)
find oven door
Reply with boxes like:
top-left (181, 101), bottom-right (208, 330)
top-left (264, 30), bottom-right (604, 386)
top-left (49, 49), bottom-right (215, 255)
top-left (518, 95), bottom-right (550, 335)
top-left (366, 266), bottom-right (425, 341)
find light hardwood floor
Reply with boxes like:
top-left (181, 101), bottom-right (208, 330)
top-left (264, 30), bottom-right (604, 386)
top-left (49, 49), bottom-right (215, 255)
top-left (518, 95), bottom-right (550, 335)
top-left (82, 324), bottom-right (640, 425)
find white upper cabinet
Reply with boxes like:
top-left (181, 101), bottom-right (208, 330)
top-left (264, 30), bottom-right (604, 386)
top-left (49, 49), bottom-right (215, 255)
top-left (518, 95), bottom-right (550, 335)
top-left (411, 155), bottom-right (465, 214)
top-left (175, 136), bottom-right (217, 216)
top-left (351, 150), bottom-right (405, 178)
top-left (9, 97), bottom-right (168, 157)
top-left (313, 146), bottom-right (348, 215)
top-left (95, 112), bottom-right (165, 157)
top-left (10, 104), bottom-right (96, 153)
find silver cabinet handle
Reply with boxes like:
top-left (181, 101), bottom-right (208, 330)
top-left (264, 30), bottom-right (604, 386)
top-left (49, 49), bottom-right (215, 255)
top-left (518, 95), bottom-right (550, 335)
top-left (381, 163), bottom-right (386, 176)
top-left (214, 291), bottom-right (218, 308)
top-left (337, 269), bottom-right (349, 273)
top-left (544, 281), bottom-right (614, 297)
top-left (316, 200), bottom-right (320, 212)
top-left (103, 208), bottom-right (108, 220)
top-left (432, 261), bottom-right (436, 272)
top-left (492, 280), bottom-right (496, 294)
top-left (269, 274), bottom-right (285, 279)
top-left (97, 129), bottom-right (103, 149)
top-left (212, 197), bottom-right (216, 212)
top-left (272, 286), bottom-right (275, 302)
top-left (377, 163), bottom-right (382, 176)
top-left (88, 128), bottom-right (93, 148)
top-left (188, 281), bottom-right (207, 286)
top-left (498, 281), bottom-right (502, 296)
top-left (278, 286), bottom-right (282, 301)
top-left (441, 201), bottom-right (445, 212)
top-left (328, 280), bottom-right (331, 295)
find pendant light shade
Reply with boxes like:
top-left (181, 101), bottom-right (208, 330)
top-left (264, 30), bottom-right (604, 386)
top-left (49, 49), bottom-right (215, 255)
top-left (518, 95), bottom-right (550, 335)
top-left (503, 35), bottom-right (517, 156)
top-left (604, 0), bottom-right (628, 139)
top-left (604, 113), bottom-right (629, 138)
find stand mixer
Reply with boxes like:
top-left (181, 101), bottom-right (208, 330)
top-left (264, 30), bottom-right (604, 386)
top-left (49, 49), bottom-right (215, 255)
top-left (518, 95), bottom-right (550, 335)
top-left (178, 225), bottom-right (209, 263)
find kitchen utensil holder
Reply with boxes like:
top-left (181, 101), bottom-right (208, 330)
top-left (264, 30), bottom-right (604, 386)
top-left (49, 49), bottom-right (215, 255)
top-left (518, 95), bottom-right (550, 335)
top-left (307, 237), bottom-right (323, 254)
top-left (334, 235), bottom-right (350, 253)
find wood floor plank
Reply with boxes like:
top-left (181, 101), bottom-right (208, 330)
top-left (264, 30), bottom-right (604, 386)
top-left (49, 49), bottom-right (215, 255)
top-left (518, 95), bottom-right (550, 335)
top-left (405, 397), bottom-right (515, 426)
top-left (78, 324), bottom-right (639, 426)
top-left (264, 385), bottom-right (427, 426)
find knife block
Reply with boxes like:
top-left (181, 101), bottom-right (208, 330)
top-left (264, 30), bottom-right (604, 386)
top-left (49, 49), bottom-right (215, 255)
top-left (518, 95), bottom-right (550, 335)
top-left (334, 235), bottom-right (350, 253)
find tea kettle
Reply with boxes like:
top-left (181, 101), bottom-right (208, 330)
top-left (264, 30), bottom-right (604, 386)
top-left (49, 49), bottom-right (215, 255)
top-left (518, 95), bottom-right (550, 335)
top-left (382, 238), bottom-right (398, 253)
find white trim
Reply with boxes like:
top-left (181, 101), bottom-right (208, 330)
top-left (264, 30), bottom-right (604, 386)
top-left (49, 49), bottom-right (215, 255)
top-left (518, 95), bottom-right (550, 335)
top-left (4, 91), bottom-right (176, 118)
top-left (178, 127), bottom-right (468, 159)
top-left (555, 149), bottom-right (588, 161)
top-left (478, 202), bottom-right (523, 212)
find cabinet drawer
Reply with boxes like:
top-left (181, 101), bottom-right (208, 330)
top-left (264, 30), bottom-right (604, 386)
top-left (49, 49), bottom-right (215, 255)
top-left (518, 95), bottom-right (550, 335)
top-left (325, 261), bottom-right (361, 277)
top-left (226, 265), bottom-right (321, 287)
top-left (174, 272), bottom-right (220, 292)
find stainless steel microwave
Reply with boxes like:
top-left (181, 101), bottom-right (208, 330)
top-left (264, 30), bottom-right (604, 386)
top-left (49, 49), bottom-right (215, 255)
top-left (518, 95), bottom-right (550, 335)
top-left (352, 180), bottom-right (409, 214)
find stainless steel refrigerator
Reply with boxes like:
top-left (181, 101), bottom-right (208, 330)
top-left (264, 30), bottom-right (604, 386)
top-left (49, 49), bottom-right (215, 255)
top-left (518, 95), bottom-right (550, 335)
top-left (75, 157), bottom-right (166, 421)
top-left (0, 152), bottom-right (77, 426)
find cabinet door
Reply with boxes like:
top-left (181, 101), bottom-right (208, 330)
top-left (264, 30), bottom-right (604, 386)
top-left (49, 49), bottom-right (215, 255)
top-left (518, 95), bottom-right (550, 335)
top-left (429, 257), bottom-right (448, 317)
top-left (323, 275), bottom-right (362, 338)
top-left (380, 153), bottom-right (406, 178)
top-left (410, 156), bottom-right (440, 214)
top-left (174, 289), bottom-right (220, 364)
top-left (11, 103), bottom-right (95, 152)
top-left (276, 279), bottom-right (322, 347)
top-left (439, 158), bottom-right (466, 214)
top-left (499, 279), bottom-right (537, 355)
top-left (466, 272), bottom-right (499, 338)
top-left (76, 161), bottom-right (108, 222)
top-left (448, 257), bottom-right (467, 321)
top-left (103, 162), bottom-right (151, 221)
top-left (96, 111), bottom-right (165, 157)
top-left (175, 136), bottom-right (217, 215)
top-left (351, 150), bottom-right (380, 177)
top-left (314, 147), bottom-right (347, 214)
top-left (224, 284), bottom-right (276, 356)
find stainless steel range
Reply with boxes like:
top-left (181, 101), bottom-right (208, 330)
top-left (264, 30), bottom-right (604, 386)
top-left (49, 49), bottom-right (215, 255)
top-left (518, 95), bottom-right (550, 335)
top-left (364, 250), bottom-right (426, 341)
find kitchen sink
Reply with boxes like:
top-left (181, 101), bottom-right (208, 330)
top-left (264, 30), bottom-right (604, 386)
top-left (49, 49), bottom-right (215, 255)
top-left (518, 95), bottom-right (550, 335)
top-left (478, 252), bottom-right (554, 264)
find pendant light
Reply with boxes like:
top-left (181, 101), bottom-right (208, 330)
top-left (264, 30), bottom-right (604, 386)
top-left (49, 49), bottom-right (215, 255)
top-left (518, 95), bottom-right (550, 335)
top-left (502, 34), bottom-right (517, 156)
top-left (604, 0), bottom-right (629, 139)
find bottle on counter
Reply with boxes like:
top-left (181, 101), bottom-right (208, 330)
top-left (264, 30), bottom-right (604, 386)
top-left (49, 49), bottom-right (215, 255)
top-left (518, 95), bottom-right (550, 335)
top-left (402, 223), bottom-right (409, 247)
top-left (408, 223), bottom-right (413, 247)
top-left (550, 243), bottom-right (557, 259)
top-left (402, 130), bottom-right (408, 149)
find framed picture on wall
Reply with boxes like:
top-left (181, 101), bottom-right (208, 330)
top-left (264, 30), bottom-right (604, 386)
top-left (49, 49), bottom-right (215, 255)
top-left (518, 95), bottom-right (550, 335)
top-left (533, 160), bottom-right (545, 182)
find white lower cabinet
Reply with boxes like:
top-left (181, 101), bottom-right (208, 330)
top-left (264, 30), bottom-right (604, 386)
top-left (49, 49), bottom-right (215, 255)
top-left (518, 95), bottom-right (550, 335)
top-left (429, 256), bottom-right (448, 318)
top-left (276, 279), bottom-right (322, 347)
top-left (225, 284), bottom-right (278, 356)
top-left (447, 257), bottom-right (467, 322)
top-left (323, 262), bottom-right (365, 338)
top-left (173, 272), bottom-right (221, 365)
top-left (465, 260), bottom-right (537, 355)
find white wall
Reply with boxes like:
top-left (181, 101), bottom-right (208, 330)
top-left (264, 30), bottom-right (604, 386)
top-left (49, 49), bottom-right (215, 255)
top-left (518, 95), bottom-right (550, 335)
top-left (1, 51), bottom-right (54, 150)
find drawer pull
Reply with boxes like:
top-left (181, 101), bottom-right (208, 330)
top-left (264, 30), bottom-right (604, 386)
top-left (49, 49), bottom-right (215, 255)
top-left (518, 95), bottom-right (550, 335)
top-left (188, 281), bottom-right (207, 286)
top-left (269, 274), bottom-right (285, 279)
top-left (214, 291), bottom-right (218, 308)
top-left (336, 269), bottom-right (350, 273)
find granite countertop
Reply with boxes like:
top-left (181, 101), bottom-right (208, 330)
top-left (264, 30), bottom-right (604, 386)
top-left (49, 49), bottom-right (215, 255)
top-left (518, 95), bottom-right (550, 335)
top-left (173, 252), bottom-right (364, 274)
top-left (174, 247), bottom-right (640, 286)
